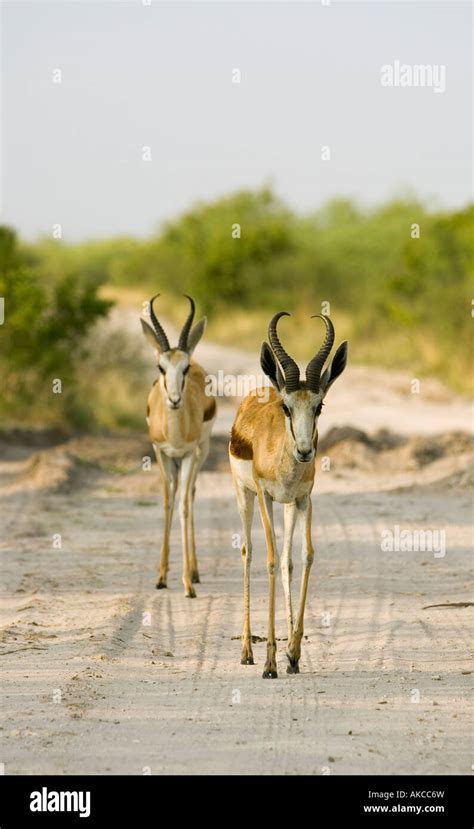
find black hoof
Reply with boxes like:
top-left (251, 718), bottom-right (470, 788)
top-left (156, 580), bottom-right (167, 590)
top-left (241, 656), bottom-right (255, 665)
top-left (262, 669), bottom-right (278, 679)
top-left (185, 587), bottom-right (197, 598)
top-left (191, 571), bottom-right (200, 584)
top-left (286, 654), bottom-right (300, 674)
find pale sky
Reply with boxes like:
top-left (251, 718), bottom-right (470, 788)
top-left (2, 0), bottom-right (472, 240)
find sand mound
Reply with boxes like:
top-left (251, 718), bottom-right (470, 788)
top-left (320, 427), bottom-right (473, 479)
top-left (0, 427), bottom-right (472, 495)
top-left (0, 447), bottom-right (76, 495)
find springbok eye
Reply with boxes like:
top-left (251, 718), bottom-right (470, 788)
top-left (183, 365), bottom-right (190, 375)
top-left (315, 402), bottom-right (324, 416)
top-left (281, 403), bottom-right (290, 417)
top-left (158, 365), bottom-right (166, 375)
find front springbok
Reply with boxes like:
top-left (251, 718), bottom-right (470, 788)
top-left (141, 294), bottom-right (216, 597)
top-left (229, 312), bottom-right (347, 677)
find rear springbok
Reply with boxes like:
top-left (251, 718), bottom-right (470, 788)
top-left (229, 312), bottom-right (347, 677)
top-left (141, 294), bottom-right (216, 597)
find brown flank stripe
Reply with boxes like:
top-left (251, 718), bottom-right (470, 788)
top-left (203, 397), bottom-right (217, 423)
top-left (230, 426), bottom-right (253, 460)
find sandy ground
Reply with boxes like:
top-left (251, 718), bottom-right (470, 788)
top-left (0, 330), bottom-right (473, 775)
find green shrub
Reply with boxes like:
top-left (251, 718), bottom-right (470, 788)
top-left (0, 227), bottom-right (112, 428)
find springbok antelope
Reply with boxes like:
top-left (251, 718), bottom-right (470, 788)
top-left (141, 294), bottom-right (216, 597)
top-left (229, 312), bottom-right (347, 677)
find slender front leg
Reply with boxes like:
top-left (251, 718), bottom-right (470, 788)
top-left (155, 449), bottom-right (178, 589)
top-left (287, 495), bottom-right (314, 674)
top-left (281, 501), bottom-right (297, 645)
top-left (179, 452), bottom-right (198, 598)
top-left (234, 482), bottom-right (255, 665)
top-left (257, 485), bottom-right (278, 678)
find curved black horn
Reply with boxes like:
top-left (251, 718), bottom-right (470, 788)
top-left (148, 294), bottom-right (170, 352)
top-left (178, 294), bottom-right (196, 351)
top-left (268, 312), bottom-right (300, 392)
top-left (305, 314), bottom-right (335, 391)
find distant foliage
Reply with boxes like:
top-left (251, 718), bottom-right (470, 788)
top-left (0, 227), bottom-right (112, 427)
top-left (157, 188), bottom-right (296, 308)
top-left (1, 188), bottom-right (472, 431)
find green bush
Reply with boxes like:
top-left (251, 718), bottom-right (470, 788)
top-left (1, 188), bottom-right (472, 434)
top-left (0, 227), bottom-right (112, 428)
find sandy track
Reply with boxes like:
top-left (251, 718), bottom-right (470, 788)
top-left (1, 437), bottom-right (472, 774)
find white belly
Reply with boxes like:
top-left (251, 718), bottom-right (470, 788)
top-left (229, 456), bottom-right (257, 493)
top-left (260, 477), bottom-right (313, 504)
top-left (153, 441), bottom-right (197, 459)
top-left (200, 418), bottom-right (214, 444)
top-left (152, 412), bottom-right (216, 462)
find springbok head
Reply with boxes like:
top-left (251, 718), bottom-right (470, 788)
top-left (141, 294), bottom-right (206, 409)
top-left (260, 312), bottom-right (348, 463)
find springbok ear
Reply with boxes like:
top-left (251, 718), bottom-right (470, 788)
top-left (260, 342), bottom-right (284, 391)
top-left (320, 341), bottom-right (348, 393)
top-left (140, 318), bottom-right (162, 355)
top-left (187, 317), bottom-right (207, 354)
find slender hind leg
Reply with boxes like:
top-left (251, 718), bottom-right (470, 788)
top-left (188, 437), bottom-right (210, 584)
top-left (189, 482), bottom-right (199, 583)
top-left (257, 486), bottom-right (278, 679)
top-left (234, 482), bottom-right (255, 665)
top-left (179, 452), bottom-right (198, 598)
top-left (155, 450), bottom-right (178, 589)
top-left (281, 501), bottom-right (297, 652)
top-left (286, 495), bottom-right (314, 674)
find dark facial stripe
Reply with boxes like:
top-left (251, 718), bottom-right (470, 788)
top-left (285, 407), bottom-right (318, 444)
top-left (289, 415), bottom-right (296, 443)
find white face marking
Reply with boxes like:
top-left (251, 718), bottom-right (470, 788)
top-left (281, 389), bottom-right (323, 463)
top-left (158, 349), bottom-right (190, 409)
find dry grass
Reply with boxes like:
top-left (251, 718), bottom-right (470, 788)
top-left (99, 287), bottom-right (472, 397)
